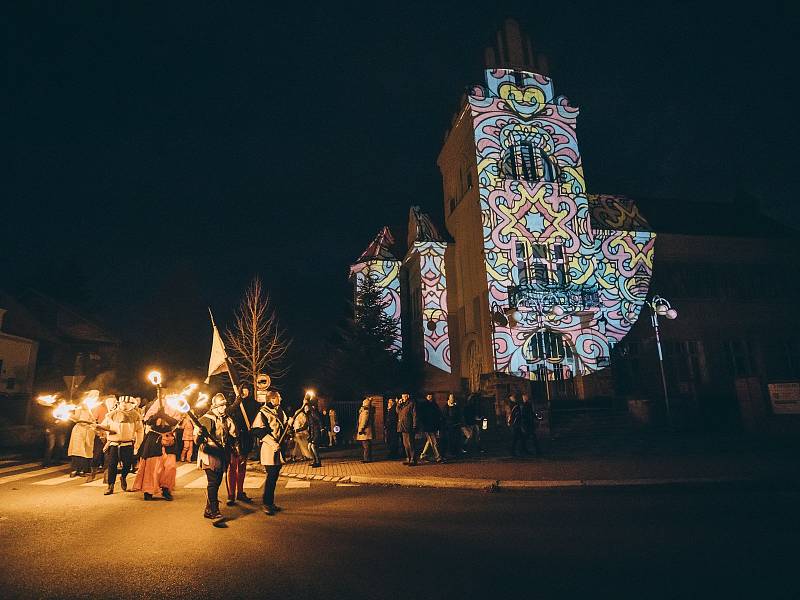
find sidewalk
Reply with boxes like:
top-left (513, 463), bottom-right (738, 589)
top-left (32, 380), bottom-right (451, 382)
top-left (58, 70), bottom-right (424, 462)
top-left (272, 434), bottom-right (800, 491)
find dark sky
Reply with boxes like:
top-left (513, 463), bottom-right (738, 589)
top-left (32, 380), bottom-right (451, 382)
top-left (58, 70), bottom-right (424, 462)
top-left (6, 1), bottom-right (798, 397)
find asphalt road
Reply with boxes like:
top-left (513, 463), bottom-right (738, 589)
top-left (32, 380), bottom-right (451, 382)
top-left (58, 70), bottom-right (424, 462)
top-left (0, 463), bottom-right (797, 599)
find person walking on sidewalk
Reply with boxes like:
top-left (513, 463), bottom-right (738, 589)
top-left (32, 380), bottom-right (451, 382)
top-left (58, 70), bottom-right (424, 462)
top-left (356, 397), bottom-right (375, 462)
top-left (251, 390), bottom-right (290, 516)
top-left (463, 392), bottom-right (486, 454)
top-left (384, 398), bottom-right (399, 458)
top-left (519, 394), bottom-right (541, 456)
top-left (418, 394), bottom-right (444, 463)
top-left (396, 393), bottom-right (417, 466)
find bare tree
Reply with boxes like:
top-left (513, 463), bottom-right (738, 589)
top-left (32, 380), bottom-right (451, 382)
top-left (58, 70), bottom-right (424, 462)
top-left (225, 276), bottom-right (291, 388)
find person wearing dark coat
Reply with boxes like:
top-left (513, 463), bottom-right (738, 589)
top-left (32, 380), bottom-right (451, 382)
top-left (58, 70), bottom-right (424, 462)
top-left (418, 394), bottom-right (444, 463)
top-left (508, 394), bottom-right (535, 456)
top-left (519, 394), bottom-right (541, 456)
top-left (442, 394), bottom-right (466, 457)
top-left (395, 393), bottom-right (417, 466)
top-left (383, 398), bottom-right (399, 458)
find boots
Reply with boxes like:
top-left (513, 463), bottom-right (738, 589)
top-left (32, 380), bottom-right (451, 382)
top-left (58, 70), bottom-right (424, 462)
top-left (87, 467), bottom-right (96, 482)
top-left (104, 484), bottom-right (114, 496)
top-left (204, 499), bottom-right (222, 519)
top-left (162, 487), bottom-right (173, 501)
top-left (120, 476), bottom-right (127, 492)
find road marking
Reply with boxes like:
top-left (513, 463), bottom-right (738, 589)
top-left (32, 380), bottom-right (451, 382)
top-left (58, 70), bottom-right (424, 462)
top-left (82, 477), bottom-right (108, 487)
top-left (175, 463), bottom-right (198, 479)
top-left (33, 474), bottom-right (75, 486)
top-left (183, 475), bottom-right (208, 489)
top-left (0, 465), bottom-right (69, 485)
top-left (285, 480), bottom-right (310, 489)
top-left (243, 475), bottom-right (264, 489)
top-left (0, 462), bottom-right (39, 475)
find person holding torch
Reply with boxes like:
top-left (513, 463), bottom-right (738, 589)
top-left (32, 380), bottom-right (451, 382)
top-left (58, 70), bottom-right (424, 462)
top-left (251, 390), bottom-right (290, 516)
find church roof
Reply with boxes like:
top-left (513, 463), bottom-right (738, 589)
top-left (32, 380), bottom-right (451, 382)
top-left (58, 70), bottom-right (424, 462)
top-left (353, 226), bottom-right (399, 264)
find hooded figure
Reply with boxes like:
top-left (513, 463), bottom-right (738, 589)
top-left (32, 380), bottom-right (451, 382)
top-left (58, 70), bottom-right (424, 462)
top-left (251, 390), bottom-right (289, 516)
top-left (100, 395), bottom-right (144, 495)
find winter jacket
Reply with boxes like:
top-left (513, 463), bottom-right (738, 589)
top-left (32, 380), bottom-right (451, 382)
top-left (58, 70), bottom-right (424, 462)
top-left (356, 406), bottom-right (375, 441)
top-left (384, 406), bottom-right (398, 432)
top-left (396, 399), bottom-right (417, 433)
top-left (196, 411), bottom-right (237, 471)
top-left (418, 400), bottom-right (442, 433)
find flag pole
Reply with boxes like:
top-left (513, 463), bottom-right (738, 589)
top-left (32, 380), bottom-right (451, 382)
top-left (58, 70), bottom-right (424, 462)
top-left (207, 307), bottom-right (251, 430)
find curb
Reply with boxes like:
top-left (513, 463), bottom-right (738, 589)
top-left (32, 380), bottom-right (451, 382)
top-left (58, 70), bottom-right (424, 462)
top-left (277, 470), bottom-right (764, 491)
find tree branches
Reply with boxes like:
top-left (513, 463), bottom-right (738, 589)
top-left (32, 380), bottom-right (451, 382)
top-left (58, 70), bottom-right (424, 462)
top-left (225, 276), bottom-right (291, 388)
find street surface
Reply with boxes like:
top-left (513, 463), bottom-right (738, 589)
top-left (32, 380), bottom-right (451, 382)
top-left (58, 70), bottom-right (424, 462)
top-left (0, 459), bottom-right (797, 599)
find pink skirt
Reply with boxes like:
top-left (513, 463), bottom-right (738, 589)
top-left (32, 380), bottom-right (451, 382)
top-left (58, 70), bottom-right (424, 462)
top-left (133, 453), bottom-right (177, 496)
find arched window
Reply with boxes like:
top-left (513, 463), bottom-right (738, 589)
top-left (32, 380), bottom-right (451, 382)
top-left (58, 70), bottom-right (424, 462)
top-left (501, 143), bottom-right (558, 183)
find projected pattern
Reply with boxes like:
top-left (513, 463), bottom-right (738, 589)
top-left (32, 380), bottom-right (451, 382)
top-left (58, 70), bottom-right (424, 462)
top-left (350, 227), bottom-right (403, 356)
top-left (407, 208), bottom-right (451, 373)
top-left (468, 69), bottom-right (654, 375)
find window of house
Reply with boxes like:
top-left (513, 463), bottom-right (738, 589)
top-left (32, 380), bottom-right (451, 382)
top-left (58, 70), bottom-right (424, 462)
top-left (531, 244), bottom-right (548, 284)
top-left (501, 143), bottom-right (558, 183)
top-left (0, 359), bottom-right (3, 375)
top-left (515, 241), bottom-right (529, 286)
top-left (526, 330), bottom-right (573, 362)
top-left (6, 378), bottom-right (15, 390)
top-left (466, 168), bottom-right (473, 190)
top-left (552, 244), bottom-right (567, 285)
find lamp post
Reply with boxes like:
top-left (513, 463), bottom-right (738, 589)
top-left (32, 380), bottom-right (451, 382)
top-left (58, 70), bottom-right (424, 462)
top-left (644, 296), bottom-right (678, 426)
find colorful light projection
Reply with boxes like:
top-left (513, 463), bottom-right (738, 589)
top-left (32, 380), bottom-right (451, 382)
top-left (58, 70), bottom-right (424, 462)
top-left (468, 68), bottom-right (654, 376)
top-left (406, 207), bottom-right (451, 373)
top-left (349, 227), bottom-right (403, 356)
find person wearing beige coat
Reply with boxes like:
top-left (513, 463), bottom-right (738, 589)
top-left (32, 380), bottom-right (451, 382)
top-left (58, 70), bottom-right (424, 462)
top-left (356, 398), bottom-right (375, 463)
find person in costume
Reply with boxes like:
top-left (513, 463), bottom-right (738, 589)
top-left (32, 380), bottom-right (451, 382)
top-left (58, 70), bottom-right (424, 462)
top-left (101, 395), bottom-right (144, 495)
top-left (251, 390), bottom-right (290, 516)
top-left (226, 385), bottom-right (253, 505)
top-left (132, 393), bottom-right (180, 501)
top-left (67, 393), bottom-right (98, 479)
top-left (195, 392), bottom-right (240, 519)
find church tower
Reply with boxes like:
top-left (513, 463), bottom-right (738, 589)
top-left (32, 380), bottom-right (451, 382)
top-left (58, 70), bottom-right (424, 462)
top-left (438, 19), bottom-right (655, 393)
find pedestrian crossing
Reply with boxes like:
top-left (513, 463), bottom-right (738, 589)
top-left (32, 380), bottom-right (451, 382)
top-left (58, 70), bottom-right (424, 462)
top-left (0, 461), bottom-right (359, 491)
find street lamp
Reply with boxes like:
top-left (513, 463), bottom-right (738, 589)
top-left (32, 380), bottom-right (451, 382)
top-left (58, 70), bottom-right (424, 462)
top-left (640, 296), bottom-right (678, 426)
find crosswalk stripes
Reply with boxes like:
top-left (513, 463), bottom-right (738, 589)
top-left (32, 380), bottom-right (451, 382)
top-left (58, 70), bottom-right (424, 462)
top-left (33, 473), bottom-right (75, 486)
top-left (336, 483), bottom-right (360, 487)
top-left (0, 464), bottom-right (69, 485)
top-left (285, 480), bottom-right (310, 489)
top-left (0, 462), bottom-right (39, 475)
top-left (184, 473), bottom-right (266, 489)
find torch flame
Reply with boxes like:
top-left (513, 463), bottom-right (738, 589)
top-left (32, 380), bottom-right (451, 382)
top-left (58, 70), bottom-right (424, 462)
top-left (53, 402), bottom-right (78, 421)
top-left (180, 383), bottom-right (198, 397)
top-left (147, 371), bottom-right (162, 386)
top-left (165, 393), bottom-right (190, 414)
top-left (305, 389), bottom-right (316, 399)
top-left (37, 394), bottom-right (58, 406)
top-left (194, 392), bottom-right (209, 409)
top-left (82, 390), bottom-right (101, 410)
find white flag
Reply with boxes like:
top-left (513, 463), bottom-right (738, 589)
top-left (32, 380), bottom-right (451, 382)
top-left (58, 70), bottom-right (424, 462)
top-left (205, 324), bottom-right (229, 383)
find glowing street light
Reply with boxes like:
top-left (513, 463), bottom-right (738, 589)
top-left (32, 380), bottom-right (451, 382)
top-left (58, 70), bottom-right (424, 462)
top-left (646, 295), bottom-right (678, 426)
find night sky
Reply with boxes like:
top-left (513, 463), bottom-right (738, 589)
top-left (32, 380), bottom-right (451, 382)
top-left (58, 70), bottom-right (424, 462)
top-left (6, 2), bottom-right (798, 398)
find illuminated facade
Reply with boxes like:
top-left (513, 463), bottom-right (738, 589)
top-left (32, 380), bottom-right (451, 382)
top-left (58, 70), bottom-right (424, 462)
top-left (349, 227), bottom-right (403, 356)
top-left (439, 21), bottom-right (653, 393)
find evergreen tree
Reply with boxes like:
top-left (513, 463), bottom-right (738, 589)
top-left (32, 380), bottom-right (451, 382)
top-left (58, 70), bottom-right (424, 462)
top-left (322, 274), bottom-right (401, 399)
